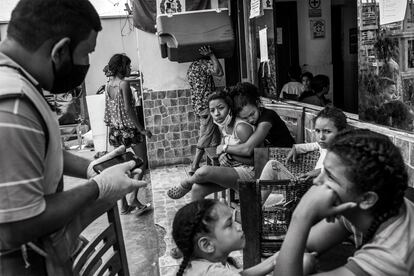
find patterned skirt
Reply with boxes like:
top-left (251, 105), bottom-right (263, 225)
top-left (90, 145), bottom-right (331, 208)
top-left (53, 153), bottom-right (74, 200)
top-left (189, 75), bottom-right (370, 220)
top-left (108, 126), bottom-right (145, 148)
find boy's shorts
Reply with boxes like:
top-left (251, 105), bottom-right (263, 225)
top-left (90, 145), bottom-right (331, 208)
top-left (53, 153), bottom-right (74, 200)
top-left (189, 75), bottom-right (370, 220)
top-left (233, 165), bottom-right (255, 181)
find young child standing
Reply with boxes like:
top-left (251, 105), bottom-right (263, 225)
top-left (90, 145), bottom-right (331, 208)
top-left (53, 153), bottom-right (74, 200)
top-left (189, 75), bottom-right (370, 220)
top-left (275, 129), bottom-right (414, 275)
top-left (172, 199), bottom-right (315, 275)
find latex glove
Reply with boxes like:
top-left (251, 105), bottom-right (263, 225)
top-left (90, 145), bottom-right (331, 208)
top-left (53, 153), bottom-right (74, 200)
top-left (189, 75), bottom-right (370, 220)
top-left (86, 146), bottom-right (126, 179)
top-left (93, 160), bottom-right (147, 201)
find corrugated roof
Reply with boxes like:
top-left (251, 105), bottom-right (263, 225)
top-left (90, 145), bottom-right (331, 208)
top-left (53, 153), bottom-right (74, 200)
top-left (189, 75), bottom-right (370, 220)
top-left (0, 0), bottom-right (128, 23)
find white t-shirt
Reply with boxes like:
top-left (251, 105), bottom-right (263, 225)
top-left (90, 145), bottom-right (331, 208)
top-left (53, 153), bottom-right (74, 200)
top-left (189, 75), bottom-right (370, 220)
top-left (183, 259), bottom-right (241, 276)
top-left (343, 198), bottom-right (414, 276)
top-left (294, 142), bottom-right (326, 170)
top-left (280, 81), bottom-right (304, 98)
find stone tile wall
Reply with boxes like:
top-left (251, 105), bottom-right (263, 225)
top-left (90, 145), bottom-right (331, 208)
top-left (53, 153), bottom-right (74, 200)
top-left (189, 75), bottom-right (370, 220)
top-left (142, 88), bottom-right (199, 168)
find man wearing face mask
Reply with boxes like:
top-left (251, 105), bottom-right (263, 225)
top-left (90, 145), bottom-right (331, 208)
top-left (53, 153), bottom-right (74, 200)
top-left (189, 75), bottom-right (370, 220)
top-left (0, 0), bottom-right (146, 275)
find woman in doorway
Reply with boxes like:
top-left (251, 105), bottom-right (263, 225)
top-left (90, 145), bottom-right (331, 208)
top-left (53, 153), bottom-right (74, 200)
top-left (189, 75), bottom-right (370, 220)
top-left (104, 54), bottom-right (152, 215)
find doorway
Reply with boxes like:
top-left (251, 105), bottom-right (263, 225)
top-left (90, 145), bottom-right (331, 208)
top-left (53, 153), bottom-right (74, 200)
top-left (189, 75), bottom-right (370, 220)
top-left (273, 1), bottom-right (299, 94)
top-left (331, 1), bottom-right (358, 113)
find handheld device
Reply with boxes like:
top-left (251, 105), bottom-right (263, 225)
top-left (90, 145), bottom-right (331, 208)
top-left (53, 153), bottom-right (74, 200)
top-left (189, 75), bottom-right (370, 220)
top-left (93, 152), bottom-right (144, 174)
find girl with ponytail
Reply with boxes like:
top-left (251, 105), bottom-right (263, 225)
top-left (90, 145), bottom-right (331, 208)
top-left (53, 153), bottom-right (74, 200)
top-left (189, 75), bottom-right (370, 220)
top-left (275, 129), bottom-right (414, 276)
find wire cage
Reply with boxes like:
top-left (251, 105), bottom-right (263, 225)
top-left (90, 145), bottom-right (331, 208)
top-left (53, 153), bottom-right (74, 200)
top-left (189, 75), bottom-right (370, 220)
top-left (260, 178), bottom-right (313, 254)
top-left (240, 147), bottom-right (320, 264)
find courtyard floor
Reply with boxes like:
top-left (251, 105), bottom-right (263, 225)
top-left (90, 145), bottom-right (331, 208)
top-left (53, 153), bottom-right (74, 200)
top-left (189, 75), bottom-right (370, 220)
top-left (65, 147), bottom-right (242, 276)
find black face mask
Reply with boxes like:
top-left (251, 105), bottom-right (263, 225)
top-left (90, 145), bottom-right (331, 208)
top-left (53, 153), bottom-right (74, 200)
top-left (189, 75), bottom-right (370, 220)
top-left (50, 51), bottom-right (89, 94)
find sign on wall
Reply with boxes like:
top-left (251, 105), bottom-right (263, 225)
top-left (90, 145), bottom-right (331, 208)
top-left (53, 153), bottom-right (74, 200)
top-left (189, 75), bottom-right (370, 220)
top-left (379, 0), bottom-right (407, 25)
top-left (157, 0), bottom-right (184, 15)
top-left (308, 0), bottom-right (322, 18)
top-left (250, 0), bottom-right (264, 19)
top-left (259, 27), bottom-right (269, 62)
top-left (310, 19), bottom-right (325, 39)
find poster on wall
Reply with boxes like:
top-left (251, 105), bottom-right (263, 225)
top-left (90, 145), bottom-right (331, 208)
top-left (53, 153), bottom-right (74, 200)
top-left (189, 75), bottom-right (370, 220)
top-left (379, 0), bottom-right (407, 25)
top-left (250, 0), bottom-right (263, 19)
top-left (308, 0), bottom-right (321, 17)
top-left (157, 0), bottom-right (185, 15)
top-left (360, 3), bottom-right (378, 31)
top-left (259, 27), bottom-right (269, 62)
top-left (310, 19), bottom-right (325, 39)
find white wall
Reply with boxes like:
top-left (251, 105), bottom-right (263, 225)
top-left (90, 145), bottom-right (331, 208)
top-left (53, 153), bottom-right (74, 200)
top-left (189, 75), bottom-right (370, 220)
top-left (1, 17), bottom-right (139, 96)
top-left (136, 29), bottom-right (191, 91)
top-left (0, 24), bottom-right (7, 41)
top-left (86, 16), bottom-right (139, 95)
top-left (296, 0), bottom-right (334, 99)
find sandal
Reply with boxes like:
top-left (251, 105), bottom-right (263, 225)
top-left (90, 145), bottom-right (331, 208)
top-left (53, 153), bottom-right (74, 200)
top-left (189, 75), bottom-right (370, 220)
top-left (170, 247), bottom-right (183, 259)
top-left (135, 203), bottom-right (152, 216)
top-left (121, 205), bottom-right (136, 215)
top-left (167, 185), bottom-right (191, 199)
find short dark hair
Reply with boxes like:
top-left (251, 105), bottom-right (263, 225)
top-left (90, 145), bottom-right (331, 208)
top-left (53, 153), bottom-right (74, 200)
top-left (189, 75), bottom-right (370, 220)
top-left (208, 90), bottom-right (233, 110)
top-left (311, 75), bottom-right (330, 93)
top-left (288, 65), bottom-right (302, 80)
top-left (107, 54), bottom-right (131, 78)
top-left (229, 82), bottom-right (261, 116)
top-left (301, 71), bottom-right (313, 80)
top-left (314, 106), bottom-right (348, 131)
top-left (8, 0), bottom-right (102, 52)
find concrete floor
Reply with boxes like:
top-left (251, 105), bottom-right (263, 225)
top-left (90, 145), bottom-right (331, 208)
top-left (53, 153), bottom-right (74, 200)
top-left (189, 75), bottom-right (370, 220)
top-left (64, 146), bottom-right (351, 275)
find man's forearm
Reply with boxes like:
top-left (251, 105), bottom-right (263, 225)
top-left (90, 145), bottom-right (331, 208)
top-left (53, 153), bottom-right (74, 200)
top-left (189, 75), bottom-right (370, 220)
top-left (0, 180), bottom-right (99, 248)
top-left (63, 150), bottom-right (90, 178)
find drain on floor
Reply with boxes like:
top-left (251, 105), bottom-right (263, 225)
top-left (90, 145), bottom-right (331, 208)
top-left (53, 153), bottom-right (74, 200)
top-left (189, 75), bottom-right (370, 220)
top-left (155, 223), bottom-right (167, 256)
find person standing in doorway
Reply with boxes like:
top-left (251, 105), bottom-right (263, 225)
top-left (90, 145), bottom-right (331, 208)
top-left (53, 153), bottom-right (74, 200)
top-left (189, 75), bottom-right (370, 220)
top-left (187, 45), bottom-right (223, 175)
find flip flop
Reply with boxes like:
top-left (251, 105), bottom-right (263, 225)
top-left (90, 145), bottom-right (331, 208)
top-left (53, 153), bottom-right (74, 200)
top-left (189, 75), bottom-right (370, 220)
top-left (167, 185), bottom-right (191, 199)
top-left (135, 203), bottom-right (152, 216)
top-left (121, 205), bottom-right (136, 215)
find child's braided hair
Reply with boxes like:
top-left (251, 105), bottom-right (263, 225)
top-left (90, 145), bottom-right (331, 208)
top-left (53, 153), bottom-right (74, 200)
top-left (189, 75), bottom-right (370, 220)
top-left (328, 129), bottom-right (407, 246)
top-left (172, 199), bottom-right (220, 276)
